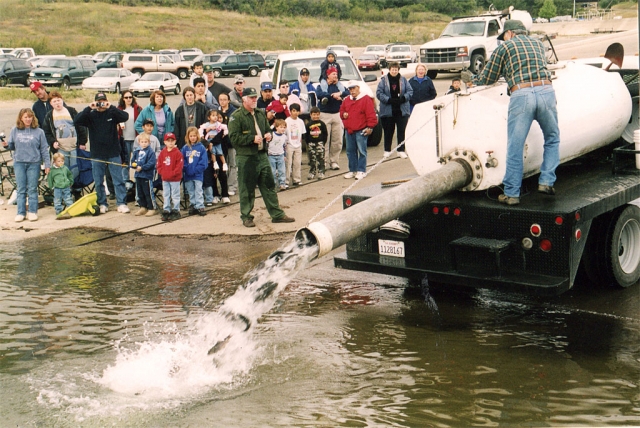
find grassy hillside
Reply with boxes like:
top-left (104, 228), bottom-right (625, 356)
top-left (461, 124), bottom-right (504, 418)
top-left (0, 0), bottom-right (449, 55)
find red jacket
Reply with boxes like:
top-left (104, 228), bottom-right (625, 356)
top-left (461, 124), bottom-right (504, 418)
top-left (267, 99), bottom-right (290, 118)
top-left (156, 147), bottom-right (184, 182)
top-left (339, 94), bottom-right (377, 134)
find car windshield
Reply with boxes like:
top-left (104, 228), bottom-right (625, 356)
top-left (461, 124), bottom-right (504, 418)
top-left (140, 73), bottom-right (163, 81)
top-left (266, 54), bottom-right (277, 60)
top-left (93, 69), bottom-right (119, 77)
top-left (365, 46), bottom-right (384, 52)
top-left (280, 56), bottom-right (360, 84)
top-left (441, 21), bottom-right (486, 37)
top-left (390, 46), bottom-right (411, 52)
top-left (40, 59), bottom-right (69, 68)
top-left (328, 46), bottom-right (348, 52)
top-left (359, 55), bottom-right (377, 60)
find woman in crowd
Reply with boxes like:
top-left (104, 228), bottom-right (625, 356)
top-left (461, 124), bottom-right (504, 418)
top-left (118, 90), bottom-right (142, 181)
top-left (135, 90), bottom-right (175, 144)
top-left (1, 108), bottom-right (51, 222)
top-left (408, 63), bottom-right (437, 113)
top-left (376, 61), bottom-right (413, 159)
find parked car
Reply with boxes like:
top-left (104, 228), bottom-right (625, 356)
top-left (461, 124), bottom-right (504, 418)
top-left (357, 54), bottom-right (381, 71)
top-left (208, 53), bottom-right (266, 78)
top-left (386, 44), bottom-right (417, 67)
top-left (92, 51), bottom-right (116, 63)
top-left (327, 44), bottom-right (351, 54)
top-left (96, 52), bottom-right (125, 70)
top-left (214, 49), bottom-right (235, 55)
top-left (129, 72), bottom-right (181, 96)
top-left (0, 58), bottom-right (31, 87)
top-left (0, 48), bottom-right (14, 54)
top-left (180, 53), bottom-right (200, 62)
top-left (9, 48), bottom-right (35, 59)
top-left (82, 68), bottom-right (139, 93)
top-left (364, 44), bottom-right (387, 66)
top-left (193, 53), bottom-right (225, 66)
top-left (28, 57), bottom-right (97, 89)
top-left (28, 55), bottom-right (66, 68)
top-left (265, 53), bottom-right (278, 69)
top-left (179, 48), bottom-right (202, 55)
top-left (0, 54), bottom-right (17, 60)
top-left (159, 49), bottom-right (180, 55)
top-left (119, 53), bottom-right (192, 79)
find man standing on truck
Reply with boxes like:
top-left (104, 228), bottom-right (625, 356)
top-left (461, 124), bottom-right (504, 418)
top-left (462, 20), bottom-right (559, 206)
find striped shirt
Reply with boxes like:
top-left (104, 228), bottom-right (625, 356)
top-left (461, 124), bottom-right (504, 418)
top-left (473, 35), bottom-right (551, 89)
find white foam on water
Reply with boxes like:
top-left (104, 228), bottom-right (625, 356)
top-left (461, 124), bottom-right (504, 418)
top-left (31, 239), bottom-right (318, 420)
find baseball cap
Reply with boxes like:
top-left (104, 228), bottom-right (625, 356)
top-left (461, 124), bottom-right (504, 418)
top-left (29, 81), bottom-right (43, 92)
top-left (234, 75), bottom-right (245, 84)
top-left (261, 81), bottom-right (274, 91)
top-left (143, 118), bottom-right (154, 126)
top-left (204, 64), bottom-right (213, 72)
top-left (164, 132), bottom-right (177, 141)
top-left (242, 87), bottom-right (258, 97)
top-left (95, 92), bottom-right (108, 101)
top-left (300, 68), bottom-right (310, 75)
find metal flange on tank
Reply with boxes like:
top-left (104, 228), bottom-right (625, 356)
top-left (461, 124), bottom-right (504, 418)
top-left (441, 149), bottom-right (483, 191)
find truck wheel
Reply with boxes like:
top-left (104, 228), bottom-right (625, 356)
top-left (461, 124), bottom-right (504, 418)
top-left (159, 86), bottom-right (164, 93)
top-left (132, 69), bottom-right (144, 77)
top-left (174, 83), bottom-right (181, 95)
top-left (580, 212), bottom-right (612, 285)
top-left (178, 69), bottom-right (188, 80)
top-left (470, 54), bottom-right (485, 74)
top-left (604, 205), bottom-right (640, 288)
top-left (427, 70), bottom-right (438, 79)
top-left (367, 122), bottom-right (383, 147)
top-left (0, 76), bottom-right (7, 87)
top-left (248, 67), bottom-right (259, 77)
top-left (61, 78), bottom-right (70, 91)
top-left (213, 69), bottom-right (221, 78)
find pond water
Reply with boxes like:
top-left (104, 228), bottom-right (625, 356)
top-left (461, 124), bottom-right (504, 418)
top-left (1, 232), bottom-right (639, 427)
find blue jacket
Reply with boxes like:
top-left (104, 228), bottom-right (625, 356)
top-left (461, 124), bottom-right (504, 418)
top-left (315, 82), bottom-right (349, 114)
top-left (134, 104), bottom-right (175, 141)
top-left (376, 74), bottom-right (413, 118)
top-left (181, 142), bottom-right (208, 182)
top-left (131, 145), bottom-right (156, 180)
top-left (408, 76), bottom-right (437, 107)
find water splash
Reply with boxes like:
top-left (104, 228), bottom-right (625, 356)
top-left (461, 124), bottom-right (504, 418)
top-left (98, 237), bottom-right (318, 398)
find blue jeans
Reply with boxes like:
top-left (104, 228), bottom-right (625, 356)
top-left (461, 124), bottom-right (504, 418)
top-left (14, 162), bottom-right (41, 216)
top-left (204, 186), bottom-right (214, 203)
top-left (269, 154), bottom-right (286, 186)
top-left (54, 187), bottom-right (74, 214)
top-left (92, 156), bottom-right (127, 207)
top-left (504, 85), bottom-right (560, 197)
top-left (184, 180), bottom-right (204, 209)
top-left (345, 130), bottom-right (368, 173)
top-left (162, 181), bottom-right (181, 211)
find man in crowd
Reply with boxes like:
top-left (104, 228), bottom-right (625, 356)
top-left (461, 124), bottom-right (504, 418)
top-left (228, 87), bottom-right (295, 227)
top-left (204, 64), bottom-right (231, 102)
top-left (462, 20), bottom-right (559, 206)
top-left (74, 92), bottom-right (130, 214)
top-left (316, 67), bottom-right (349, 171)
top-left (340, 81), bottom-right (377, 180)
top-left (193, 77), bottom-right (219, 110)
top-left (30, 81), bottom-right (52, 129)
top-left (229, 75), bottom-right (245, 108)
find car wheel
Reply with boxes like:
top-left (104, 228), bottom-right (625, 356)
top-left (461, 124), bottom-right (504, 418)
top-left (174, 83), bottom-right (181, 95)
top-left (426, 70), bottom-right (438, 79)
top-left (249, 67), bottom-right (259, 77)
top-left (61, 78), bottom-right (70, 91)
top-left (604, 205), bottom-right (640, 288)
top-left (178, 69), bottom-right (188, 80)
top-left (114, 83), bottom-right (121, 94)
top-left (470, 53), bottom-right (485, 74)
top-left (0, 76), bottom-right (7, 87)
top-left (159, 86), bottom-right (164, 93)
top-left (213, 69), bottom-right (221, 78)
top-left (367, 122), bottom-right (383, 147)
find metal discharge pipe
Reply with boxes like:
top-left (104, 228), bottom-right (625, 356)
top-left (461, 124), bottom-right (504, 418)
top-left (296, 159), bottom-right (473, 260)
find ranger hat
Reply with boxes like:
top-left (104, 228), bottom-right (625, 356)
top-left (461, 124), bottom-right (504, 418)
top-left (242, 87), bottom-right (258, 97)
top-left (203, 64), bottom-right (213, 72)
top-left (498, 20), bottom-right (527, 41)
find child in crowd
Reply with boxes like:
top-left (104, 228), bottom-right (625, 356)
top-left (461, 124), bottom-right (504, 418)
top-left (205, 110), bottom-right (230, 203)
top-left (131, 134), bottom-right (158, 217)
top-left (156, 133), bottom-right (183, 221)
top-left (199, 110), bottom-right (227, 206)
top-left (285, 103), bottom-right (306, 187)
top-left (445, 77), bottom-right (462, 95)
top-left (269, 119), bottom-right (288, 192)
top-left (189, 61), bottom-right (208, 88)
top-left (305, 106), bottom-right (328, 180)
top-left (267, 94), bottom-right (290, 120)
top-left (134, 118), bottom-right (162, 155)
top-left (181, 126), bottom-right (208, 216)
top-left (47, 152), bottom-right (75, 219)
top-left (319, 50), bottom-right (342, 84)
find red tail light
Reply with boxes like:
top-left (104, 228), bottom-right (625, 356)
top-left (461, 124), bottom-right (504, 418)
top-left (575, 229), bottom-right (582, 241)
top-left (443, 206), bottom-right (450, 215)
top-left (539, 239), bottom-right (552, 252)
top-left (432, 206), bottom-right (439, 214)
top-left (555, 216), bottom-right (563, 225)
top-left (345, 197), bottom-right (352, 207)
top-left (530, 224), bottom-right (541, 237)
top-left (453, 207), bottom-right (461, 216)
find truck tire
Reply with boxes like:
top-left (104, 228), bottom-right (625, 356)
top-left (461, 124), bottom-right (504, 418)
top-left (367, 122), bottom-right (383, 147)
top-left (61, 78), bottom-right (70, 91)
top-left (470, 54), bottom-right (485, 74)
top-left (248, 67), bottom-right (259, 77)
top-left (213, 69), bottom-right (222, 78)
top-left (603, 205), bottom-right (640, 288)
top-left (427, 70), bottom-right (438, 79)
top-left (177, 69), bottom-right (188, 80)
top-left (0, 76), bottom-right (7, 87)
top-left (580, 212), bottom-right (612, 285)
top-left (159, 86), bottom-right (164, 93)
top-left (132, 68), bottom-right (144, 77)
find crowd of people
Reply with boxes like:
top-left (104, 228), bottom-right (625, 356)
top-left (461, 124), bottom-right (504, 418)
top-left (2, 53), bottom-right (474, 227)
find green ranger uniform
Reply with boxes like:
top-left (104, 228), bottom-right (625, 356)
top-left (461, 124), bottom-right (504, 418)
top-left (228, 104), bottom-right (286, 222)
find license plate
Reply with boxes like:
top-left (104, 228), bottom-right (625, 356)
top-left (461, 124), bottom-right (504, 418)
top-left (378, 239), bottom-right (405, 258)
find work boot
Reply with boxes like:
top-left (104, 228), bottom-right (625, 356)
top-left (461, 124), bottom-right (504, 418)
top-left (198, 208), bottom-right (207, 216)
top-left (169, 210), bottom-right (181, 220)
top-left (243, 218), bottom-right (256, 227)
top-left (188, 206), bottom-right (199, 216)
top-left (161, 211), bottom-right (170, 221)
top-left (272, 215), bottom-right (295, 223)
top-left (498, 194), bottom-right (520, 205)
top-left (538, 184), bottom-right (555, 195)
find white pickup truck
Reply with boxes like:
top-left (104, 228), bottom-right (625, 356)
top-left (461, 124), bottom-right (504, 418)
top-left (418, 7), bottom-right (531, 79)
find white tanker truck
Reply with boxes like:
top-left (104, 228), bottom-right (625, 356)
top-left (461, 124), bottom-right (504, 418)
top-left (297, 42), bottom-right (640, 295)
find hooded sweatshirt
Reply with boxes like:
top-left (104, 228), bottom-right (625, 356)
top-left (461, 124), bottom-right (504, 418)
top-left (157, 146), bottom-right (184, 182)
top-left (181, 141), bottom-right (208, 182)
top-left (131, 145), bottom-right (157, 181)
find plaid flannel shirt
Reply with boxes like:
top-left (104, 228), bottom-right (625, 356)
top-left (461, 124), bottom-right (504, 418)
top-left (473, 35), bottom-right (551, 89)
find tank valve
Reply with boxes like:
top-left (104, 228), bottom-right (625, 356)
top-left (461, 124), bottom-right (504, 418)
top-left (485, 151), bottom-right (498, 168)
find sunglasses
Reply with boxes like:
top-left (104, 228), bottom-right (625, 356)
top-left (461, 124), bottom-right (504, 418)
top-left (123, 96), bottom-right (133, 99)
